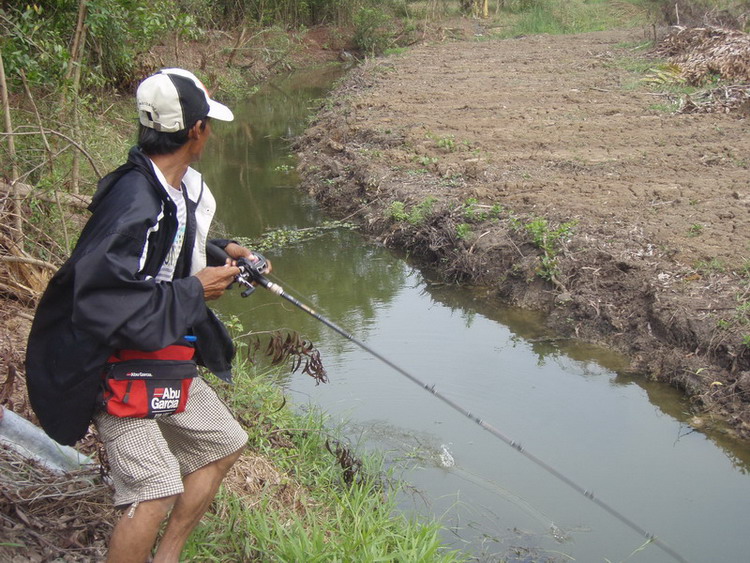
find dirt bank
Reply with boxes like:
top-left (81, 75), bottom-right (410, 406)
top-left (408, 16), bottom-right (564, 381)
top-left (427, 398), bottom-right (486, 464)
top-left (295, 29), bottom-right (750, 439)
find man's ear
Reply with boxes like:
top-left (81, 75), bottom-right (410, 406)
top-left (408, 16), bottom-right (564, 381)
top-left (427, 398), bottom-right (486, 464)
top-left (188, 120), bottom-right (203, 139)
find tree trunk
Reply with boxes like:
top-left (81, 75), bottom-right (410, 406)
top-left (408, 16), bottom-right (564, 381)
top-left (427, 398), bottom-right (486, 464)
top-left (64, 0), bottom-right (88, 86)
top-left (0, 49), bottom-right (23, 248)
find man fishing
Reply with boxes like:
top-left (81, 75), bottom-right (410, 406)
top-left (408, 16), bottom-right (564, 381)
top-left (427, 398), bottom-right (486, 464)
top-left (25, 68), bottom-right (261, 562)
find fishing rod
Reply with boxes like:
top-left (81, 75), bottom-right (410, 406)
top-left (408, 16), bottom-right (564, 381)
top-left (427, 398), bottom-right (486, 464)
top-left (208, 243), bottom-right (689, 563)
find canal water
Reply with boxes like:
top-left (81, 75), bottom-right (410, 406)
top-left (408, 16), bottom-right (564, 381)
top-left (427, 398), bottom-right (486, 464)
top-left (202, 67), bottom-right (750, 562)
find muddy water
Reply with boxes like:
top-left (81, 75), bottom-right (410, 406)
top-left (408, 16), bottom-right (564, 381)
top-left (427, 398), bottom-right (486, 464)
top-left (203, 69), bottom-right (750, 563)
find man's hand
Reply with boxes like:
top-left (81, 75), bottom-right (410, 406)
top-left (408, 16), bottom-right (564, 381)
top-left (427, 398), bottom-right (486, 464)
top-left (194, 264), bottom-right (240, 301)
top-left (223, 242), bottom-right (251, 260)
top-left (224, 242), bottom-right (272, 275)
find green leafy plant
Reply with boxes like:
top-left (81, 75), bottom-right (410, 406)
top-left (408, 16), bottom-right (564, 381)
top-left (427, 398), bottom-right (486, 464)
top-left (415, 155), bottom-right (439, 167)
top-left (388, 201), bottom-right (409, 222)
top-left (435, 135), bottom-right (456, 152)
top-left (461, 197), bottom-right (496, 223)
top-left (408, 197), bottom-right (437, 225)
top-left (456, 223), bottom-right (473, 240)
top-left (388, 198), bottom-right (437, 226)
top-left (184, 356), bottom-right (463, 562)
top-left (1, 0), bottom-right (181, 91)
top-left (523, 217), bottom-right (577, 283)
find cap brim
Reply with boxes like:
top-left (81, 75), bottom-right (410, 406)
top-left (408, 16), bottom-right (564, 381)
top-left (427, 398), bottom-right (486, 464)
top-left (208, 100), bottom-right (233, 122)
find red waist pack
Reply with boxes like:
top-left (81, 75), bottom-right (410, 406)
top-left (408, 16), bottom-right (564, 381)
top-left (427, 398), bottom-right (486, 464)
top-left (101, 344), bottom-right (197, 418)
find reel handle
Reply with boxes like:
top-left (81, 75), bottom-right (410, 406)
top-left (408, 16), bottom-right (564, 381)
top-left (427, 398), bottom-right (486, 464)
top-left (206, 242), bottom-right (270, 298)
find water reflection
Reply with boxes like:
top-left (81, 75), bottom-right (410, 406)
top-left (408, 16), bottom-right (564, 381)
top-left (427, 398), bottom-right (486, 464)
top-left (217, 231), bottom-right (408, 360)
top-left (203, 64), bottom-right (346, 237)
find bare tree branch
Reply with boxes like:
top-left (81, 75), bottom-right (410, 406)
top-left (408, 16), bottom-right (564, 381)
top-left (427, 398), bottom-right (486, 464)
top-left (0, 256), bottom-right (57, 272)
top-left (0, 128), bottom-right (103, 179)
top-left (0, 49), bottom-right (23, 247)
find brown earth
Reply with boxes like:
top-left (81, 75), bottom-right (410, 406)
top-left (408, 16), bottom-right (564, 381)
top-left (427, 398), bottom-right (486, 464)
top-left (295, 28), bottom-right (750, 439)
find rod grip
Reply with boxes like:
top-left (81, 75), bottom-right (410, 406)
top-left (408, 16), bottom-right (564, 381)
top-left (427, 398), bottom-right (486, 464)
top-left (206, 242), bottom-right (231, 266)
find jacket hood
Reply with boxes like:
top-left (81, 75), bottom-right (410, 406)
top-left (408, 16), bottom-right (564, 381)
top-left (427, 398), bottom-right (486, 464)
top-left (89, 146), bottom-right (157, 212)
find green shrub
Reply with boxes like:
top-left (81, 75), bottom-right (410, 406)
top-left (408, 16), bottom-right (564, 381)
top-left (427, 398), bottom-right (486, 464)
top-left (353, 6), bottom-right (395, 56)
top-left (0, 0), bottom-right (182, 91)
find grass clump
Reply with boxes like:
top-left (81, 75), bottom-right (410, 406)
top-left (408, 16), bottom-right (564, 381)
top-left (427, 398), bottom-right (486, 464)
top-left (388, 198), bottom-right (439, 226)
top-left (516, 216), bottom-right (577, 284)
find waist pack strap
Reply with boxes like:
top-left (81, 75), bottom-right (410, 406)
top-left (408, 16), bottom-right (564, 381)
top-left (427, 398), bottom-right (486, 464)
top-left (108, 343), bottom-right (195, 363)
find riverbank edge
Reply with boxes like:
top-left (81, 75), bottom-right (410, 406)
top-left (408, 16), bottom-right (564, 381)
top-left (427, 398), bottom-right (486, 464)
top-left (292, 54), bottom-right (750, 442)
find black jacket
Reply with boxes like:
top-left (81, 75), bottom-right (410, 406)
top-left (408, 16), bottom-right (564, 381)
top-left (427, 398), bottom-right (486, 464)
top-left (25, 147), bottom-right (234, 446)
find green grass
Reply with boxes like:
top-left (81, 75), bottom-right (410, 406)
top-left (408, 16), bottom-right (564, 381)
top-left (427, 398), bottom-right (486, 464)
top-left (182, 354), bottom-right (464, 562)
top-left (189, 481), bottom-right (457, 561)
top-left (495, 0), bottom-right (651, 38)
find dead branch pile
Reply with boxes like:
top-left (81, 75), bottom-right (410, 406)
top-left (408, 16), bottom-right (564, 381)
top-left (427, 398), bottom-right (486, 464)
top-left (0, 229), bottom-right (51, 310)
top-left (678, 83), bottom-right (750, 114)
top-left (0, 445), bottom-right (114, 562)
top-left (0, 241), bottom-right (50, 306)
top-left (655, 26), bottom-right (750, 85)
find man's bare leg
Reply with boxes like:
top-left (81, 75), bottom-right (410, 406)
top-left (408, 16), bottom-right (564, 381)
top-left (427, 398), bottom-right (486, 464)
top-left (106, 495), bottom-right (177, 563)
top-left (153, 448), bottom-right (243, 563)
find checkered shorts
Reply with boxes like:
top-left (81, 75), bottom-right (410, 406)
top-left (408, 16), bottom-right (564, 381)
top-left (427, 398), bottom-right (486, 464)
top-left (94, 377), bottom-right (248, 507)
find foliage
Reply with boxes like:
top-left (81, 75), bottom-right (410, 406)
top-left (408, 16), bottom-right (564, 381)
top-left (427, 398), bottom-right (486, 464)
top-left (455, 222), bottom-right (473, 240)
top-left (388, 198), bottom-right (438, 226)
top-left (203, 0), bottom-right (397, 29)
top-left (460, 197), bottom-right (501, 223)
top-left (408, 197), bottom-right (438, 225)
top-left (353, 5), bottom-right (396, 56)
top-left (0, 3), bottom-right (71, 88)
top-left (388, 201), bottom-right (410, 222)
top-left (246, 0), bottom-right (340, 28)
top-left (0, 0), bottom-right (189, 92)
top-left (237, 221), bottom-right (356, 253)
top-left (426, 132), bottom-right (457, 152)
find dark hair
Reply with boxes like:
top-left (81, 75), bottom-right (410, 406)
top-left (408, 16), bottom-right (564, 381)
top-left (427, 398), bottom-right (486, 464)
top-left (137, 117), bottom-right (210, 156)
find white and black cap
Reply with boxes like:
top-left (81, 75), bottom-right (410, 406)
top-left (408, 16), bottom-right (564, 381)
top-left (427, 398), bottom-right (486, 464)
top-left (136, 68), bottom-right (234, 133)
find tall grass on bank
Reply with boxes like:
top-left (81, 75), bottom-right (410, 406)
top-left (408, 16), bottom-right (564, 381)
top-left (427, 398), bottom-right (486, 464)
top-left (184, 354), bottom-right (464, 562)
top-left (498, 0), bottom-right (652, 37)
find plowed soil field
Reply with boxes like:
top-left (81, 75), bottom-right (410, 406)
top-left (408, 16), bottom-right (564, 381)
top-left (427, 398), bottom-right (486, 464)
top-left (296, 29), bottom-right (750, 438)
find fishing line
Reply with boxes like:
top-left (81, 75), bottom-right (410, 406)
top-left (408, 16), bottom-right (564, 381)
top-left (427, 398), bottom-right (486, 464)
top-left (211, 244), bottom-right (690, 563)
